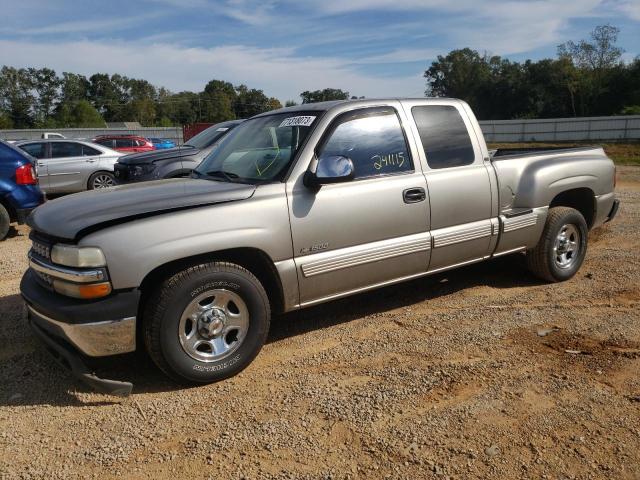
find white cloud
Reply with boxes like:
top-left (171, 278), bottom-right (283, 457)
top-left (613, 0), bottom-right (640, 20)
top-left (354, 48), bottom-right (442, 64)
top-left (0, 39), bottom-right (425, 100)
top-left (0, 13), bottom-right (165, 36)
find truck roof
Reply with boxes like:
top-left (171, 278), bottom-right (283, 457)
top-left (255, 98), bottom-right (463, 118)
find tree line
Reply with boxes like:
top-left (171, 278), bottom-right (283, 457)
top-left (424, 25), bottom-right (640, 120)
top-left (0, 70), bottom-right (289, 129)
top-left (0, 64), bottom-right (361, 129)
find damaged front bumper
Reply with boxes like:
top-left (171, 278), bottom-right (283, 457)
top-left (28, 311), bottom-right (134, 397)
top-left (21, 270), bottom-right (139, 396)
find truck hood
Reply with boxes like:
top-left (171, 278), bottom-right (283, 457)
top-left (28, 179), bottom-right (255, 241)
top-left (118, 145), bottom-right (200, 165)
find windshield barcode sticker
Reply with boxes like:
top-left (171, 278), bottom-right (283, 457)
top-left (216, 127), bottom-right (230, 132)
top-left (279, 116), bottom-right (316, 128)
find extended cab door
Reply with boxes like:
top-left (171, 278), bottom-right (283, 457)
top-left (287, 105), bottom-right (431, 306)
top-left (403, 101), bottom-right (497, 271)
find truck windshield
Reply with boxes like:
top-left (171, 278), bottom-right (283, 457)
top-left (193, 112), bottom-right (318, 184)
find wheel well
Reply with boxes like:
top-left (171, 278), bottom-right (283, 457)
top-left (549, 188), bottom-right (596, 228)
top-left (138, 248), bottom-right (285, 316)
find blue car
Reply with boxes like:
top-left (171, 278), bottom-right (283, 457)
top-left (149, 138), bottom-right (176, 149)
top-left (0, 140), bottom-right (45, 240)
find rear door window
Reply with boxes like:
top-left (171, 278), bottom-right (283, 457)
top-left (82, 145), bottom-right (101, 156)
top-left (116, 138), bottom-right (134, 148)
top-left (411, 105), bottom-right (475, 169)
top-left (51, 142), bottom-right (84, 158)
top-left (95, 139), bottom-right (113, 148)
top-left (19, 142), bottom-right (47, 159)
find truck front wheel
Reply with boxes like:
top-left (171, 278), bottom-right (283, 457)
top-left (143, 261), bottom-right (270, 383)
top-left (526, 206), bottom-right (588, 282)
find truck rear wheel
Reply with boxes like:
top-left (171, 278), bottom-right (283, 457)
top-left (0, 203), bottom-right (10, 240)
top-left (143, 261), bottom-right (270, 383)
top-left (526, 206), bottom-right (588, 282)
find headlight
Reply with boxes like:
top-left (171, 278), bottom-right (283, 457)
top-left (132, 164), bottom-right (156, 177)
top-left (51, 244), bottom-right (107, 268)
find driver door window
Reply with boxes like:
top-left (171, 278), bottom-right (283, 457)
top-left (319, 109), bottom-right (413, 179)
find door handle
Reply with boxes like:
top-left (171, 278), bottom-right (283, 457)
top-left (403, 187), bottom-right (426, 203)
top-left (86, 158), bottom-right (97, 163)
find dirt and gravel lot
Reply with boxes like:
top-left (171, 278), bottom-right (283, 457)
top-left (1, 167), bottom-right (639, 480)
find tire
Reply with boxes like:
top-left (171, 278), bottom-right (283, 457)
top-left (0, 203), bottom-right (10, 241)
top-left (88, 171), bottom-right (116, 190)
top-left (526, 206), bottom-right (588, 282)
top-left (143, 261), bottom-right (270, 384)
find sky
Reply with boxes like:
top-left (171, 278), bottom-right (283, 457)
top-left (0, 0), bottom-right (638, 102)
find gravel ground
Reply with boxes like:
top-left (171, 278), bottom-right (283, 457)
top-left (1, 167), bottom-right (639, 479)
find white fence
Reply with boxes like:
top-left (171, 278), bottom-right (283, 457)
top-left (480, 115), bottom-right (640, 143)
top-left (0, 127), bottom-right (184, 144)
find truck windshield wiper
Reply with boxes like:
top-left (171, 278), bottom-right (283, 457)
top-left (204, 170), bottom-right (241, 182)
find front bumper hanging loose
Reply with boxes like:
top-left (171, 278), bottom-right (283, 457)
top-left (27, 311), bottom-right (133, 397)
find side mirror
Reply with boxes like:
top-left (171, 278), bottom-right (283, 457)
top-left (304, 155), bottom-right (354, 189)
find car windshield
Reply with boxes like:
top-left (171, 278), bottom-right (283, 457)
top-left (193, 112), bottom-right (318, 184)
top-left (185, 123), bottom-right (237, 149)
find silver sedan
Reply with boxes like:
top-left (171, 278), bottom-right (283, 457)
top-left (16, 139), bottom-right (123, 194)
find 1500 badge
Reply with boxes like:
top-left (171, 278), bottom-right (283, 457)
top-left (300, 242), bottom-right (329, 255)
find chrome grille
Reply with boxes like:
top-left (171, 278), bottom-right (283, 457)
top-left (31, 239), bottom-right (51, 261)
top-left (33, 269), bottom-right (54, 288)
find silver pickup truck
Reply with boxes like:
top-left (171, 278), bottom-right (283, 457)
top-left (20, 99), bottom-right (619, 395)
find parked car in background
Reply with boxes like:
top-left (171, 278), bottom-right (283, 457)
top-left (93, 135), bottom-right (155, 154)
top-left (16, 139), bottom-right (123, 193)
top-left (0, 140), bottom-right (44, 240)
top-left (41, 132), bottom-right (65, 139)
top-left (114, 120), bottom-right (242, 184)
top-left (149, 138), bottom-right (176, 149)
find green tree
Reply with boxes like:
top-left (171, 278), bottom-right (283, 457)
top-left (235, 84), bottom-right (281, 117)
top-left (0, 112), bottom-right (12, 128)
top-left (200, 79), bottom-right (236, 122)
top-left (56, 100), bottom-right (105, 127)
top-left (0, 66), bottom-right (35, 128)
top-left (558, 24), bottom-right (625, 116)
top-left (300, 88), bottom-right (349, 103)
top-left (59, 72), bottom-right (90, 104)
top-left (29, 67), bottom-right (60, 126)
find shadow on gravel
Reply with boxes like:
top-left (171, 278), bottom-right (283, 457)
top-left (268, 254), bottom-right (542, 343)
top-left (0, 254), bottom-right (542, 406)
top-left (4, 226), bottom-right (24, 239)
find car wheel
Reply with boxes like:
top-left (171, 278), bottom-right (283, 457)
top-left (0, 203), bottom-right (10, 240)
top-left (143, 261), bottom-right (270, 383)
top-left (88, 171), bottom-right (116, 190)
top-left (526, 206), bottom-right (588, 282)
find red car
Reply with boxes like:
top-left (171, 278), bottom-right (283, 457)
top-left (93, 135), bottom-right (155, 153)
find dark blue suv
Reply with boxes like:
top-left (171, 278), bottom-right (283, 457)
top-left (0, 140), bottom-right (45, 240)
